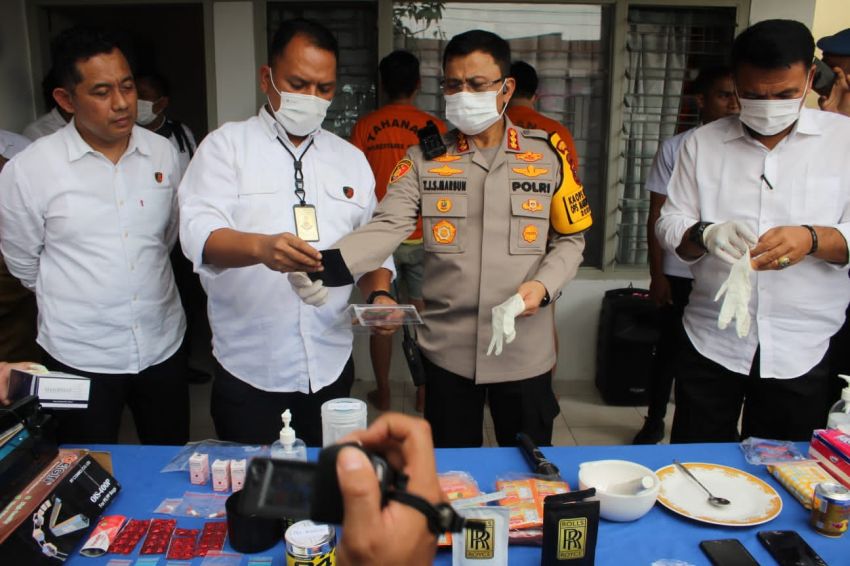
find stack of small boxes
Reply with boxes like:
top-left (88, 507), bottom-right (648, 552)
top-left (188, 452), bottom-right (247, 492)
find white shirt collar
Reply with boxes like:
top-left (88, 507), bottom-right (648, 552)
top-left (723, 108), bottom-right (822, 144)
top-left (257, 106), bottom-right (323, 152)
top-left (63, 119), bottom-right (151, 163)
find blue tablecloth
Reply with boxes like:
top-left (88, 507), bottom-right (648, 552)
top-left (64, 442), bottom-right (845, 565)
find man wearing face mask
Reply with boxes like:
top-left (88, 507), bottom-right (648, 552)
top-left (135, 73), bottom-right (197, 176)
top-left (178, 19), bottom-right (394, 445)
top-left (657, 19), bottom-right (850, 443)
top-left (297, 30), bottom-right (590, 448)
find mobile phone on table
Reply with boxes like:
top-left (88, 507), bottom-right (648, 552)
top-left (757, 530), bottom-right (827, 566)
top-left (699, 539), bottom-right (760, 566)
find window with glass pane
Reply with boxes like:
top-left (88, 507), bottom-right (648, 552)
top-left (616, 6), bottom-right (736, 267)
top-left (268, 2), bottom-right (378, 139)
top-left (394, 2), bottom-right (613, 268)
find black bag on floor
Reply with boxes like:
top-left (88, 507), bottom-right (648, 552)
top-left (595, 287), bottom-right (660, 405)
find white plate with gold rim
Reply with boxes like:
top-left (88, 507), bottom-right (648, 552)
top-left (655, 462), bottom-right (782, 527)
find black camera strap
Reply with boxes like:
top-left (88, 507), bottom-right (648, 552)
top-left (387, 490), bottom-right (485, 535)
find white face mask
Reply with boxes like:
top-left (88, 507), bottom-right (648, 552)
top-left (444, 80), bottom-right (507, 135)
top-left (737, 77), bottom-right (810, 136)
top-left (268, 70), bottom-right (331, 136)
top-left (136, 99), bottom-right (160, 126)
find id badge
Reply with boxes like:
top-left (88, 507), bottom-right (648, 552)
top-left (293, 204), bottom-right (320, 242)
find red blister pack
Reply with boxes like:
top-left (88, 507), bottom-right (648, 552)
top-left (167, 530), bottom-right (198, 560)
top-left (139, 518), bottom-right (176, 554)
top-left (108, 519), bottom-right (151, 555)
top-left (195, 521), bottom-right (228, 557)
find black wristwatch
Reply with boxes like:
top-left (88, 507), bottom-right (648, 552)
top-left (688, 221), bottom-right (713, 251)
top-left (539, 289), bottom-right (552, 307)
top-left (366, 289), bottom-right (395, 304)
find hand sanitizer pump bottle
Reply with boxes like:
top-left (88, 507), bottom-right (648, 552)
top-left (270, 409), bottom-right (307, 461)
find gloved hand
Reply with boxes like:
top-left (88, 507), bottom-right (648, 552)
top-left (287, 272), bottom-right (328, 307)
top-left (714, 249), bottom-right (753, 338)
top-left (486, 294), bottom-right (526, 356)
top-left (702, 221), bottom-right (758, 264)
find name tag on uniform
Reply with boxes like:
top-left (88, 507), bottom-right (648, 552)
top-left (293, 204), bottom-right (319, 242)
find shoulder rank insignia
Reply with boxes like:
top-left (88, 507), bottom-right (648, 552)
top-left (507, 128), bottom-right (520, 151)
top-left (389, 158), bottom-right (413, 184)
top-left (432, 154), bottom-right (462, 163)
top-left (516, 151), bottom-right (542, 163)
top-left (512, 165), bottom-right (549, 178)
top-left (428, 165), bottom-right (463, 177)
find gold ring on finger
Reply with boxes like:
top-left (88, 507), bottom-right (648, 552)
top-left (777, 256), bottom-right (791, 269)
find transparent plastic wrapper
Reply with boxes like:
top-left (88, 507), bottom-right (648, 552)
top-left (740, 437), bottom-right (809, 465)
top-left (168, 492), bottom-right (228, 519)
top-left (334, 304), bottom-right (423, 334)
top-left (200, 551), bottom-right (243, 566)
top-left (154, 498), bottom-right (182, 515)
top-left (161, 440), bottom-right (269, 473)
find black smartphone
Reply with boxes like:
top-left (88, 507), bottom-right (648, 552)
top-left (757, 530), bottom-right (828, 566)
top-left (306, 248), bottom-right (354, 287)
top-left (813, 58), bottom-right (837, 97)
top-left (699, 539), bottom-right (760, 566)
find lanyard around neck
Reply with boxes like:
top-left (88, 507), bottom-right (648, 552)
top-left (276, 137), bottom-right (315, 206)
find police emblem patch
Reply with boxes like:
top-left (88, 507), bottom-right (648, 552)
top-left (436, 198), bottom-right (453, 213)
top-left (343, 186), bottom-right (354, 199)
top-left (432, 220), bottom-right (457, 244)
top-left (389, 159), bottom-right (413, 184)
top-left (154, 172), bottom-right (163, 183)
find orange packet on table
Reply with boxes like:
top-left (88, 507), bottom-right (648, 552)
top-left (437, 472), bottom-right (481, 548)
top-left (496, 477), bottom-right (571, 531)
top-left (497, 478), bottom-right (541, 529)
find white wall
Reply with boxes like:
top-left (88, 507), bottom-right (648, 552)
top-left (0, 0), bottom-right (35, 133)
top-left (749, 0), bottom-right (816, 27)
top-left (212, 1), bottom-right (257, 126)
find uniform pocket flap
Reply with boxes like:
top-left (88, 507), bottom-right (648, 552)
top-left (421, 194), bottom-right (468, 217)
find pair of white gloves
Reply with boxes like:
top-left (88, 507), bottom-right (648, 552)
top-left (702, 221), bottom-right (757, 338)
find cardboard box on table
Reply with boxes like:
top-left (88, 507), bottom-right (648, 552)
top-left (0, 449), bottom-right (120, 563)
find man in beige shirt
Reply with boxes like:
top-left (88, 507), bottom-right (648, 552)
top-left (295, 31), bottom-right (590, 447)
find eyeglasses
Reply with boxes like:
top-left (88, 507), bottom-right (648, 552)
top-left (440, 77), bottom-right (505, 94)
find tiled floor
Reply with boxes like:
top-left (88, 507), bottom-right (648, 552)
top-left (119, 377), bottom-right (674, 447)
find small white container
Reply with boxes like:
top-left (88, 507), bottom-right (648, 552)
top-left (578, 459), bottom-right (660, 522)
top-left (321, 398), bottom-right (367, 446)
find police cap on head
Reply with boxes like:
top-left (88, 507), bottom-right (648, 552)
top-left (817, 28), bottom-right (850, 56)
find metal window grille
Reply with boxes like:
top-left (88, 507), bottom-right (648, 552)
top-left (615, 6), bottom-right (736, 266)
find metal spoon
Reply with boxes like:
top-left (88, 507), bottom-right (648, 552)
top-left (673, 460), bottom-right (731, 507)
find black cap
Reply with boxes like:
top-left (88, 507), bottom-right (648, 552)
top-left (817, 28), bottom-right (850, 56)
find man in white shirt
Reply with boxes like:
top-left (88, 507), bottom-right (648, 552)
top-left (135, 72), bottom-right (197, 176)
top-left (22, 69), bottom-right (72, 141)
top-left (179, 19), bottom-right (394, 445)
top-left (657, 19), bottom-right (850, 443)
top-left (634, 66), bottom-right (739, 444)
top-left (0, 27), bottom-right (188, 445)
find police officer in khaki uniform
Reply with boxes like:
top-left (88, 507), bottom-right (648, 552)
top-left (295, 30), bottom-right (591, 447)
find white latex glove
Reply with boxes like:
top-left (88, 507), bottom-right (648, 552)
top-left (486, 294), bottom-right (526, 356)
top-left (702, 221), bottom-right (758, 264)
top-left (287, 272), bottom-right (328, 307)
top-left (714, 249), bottom-right (753, 338)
